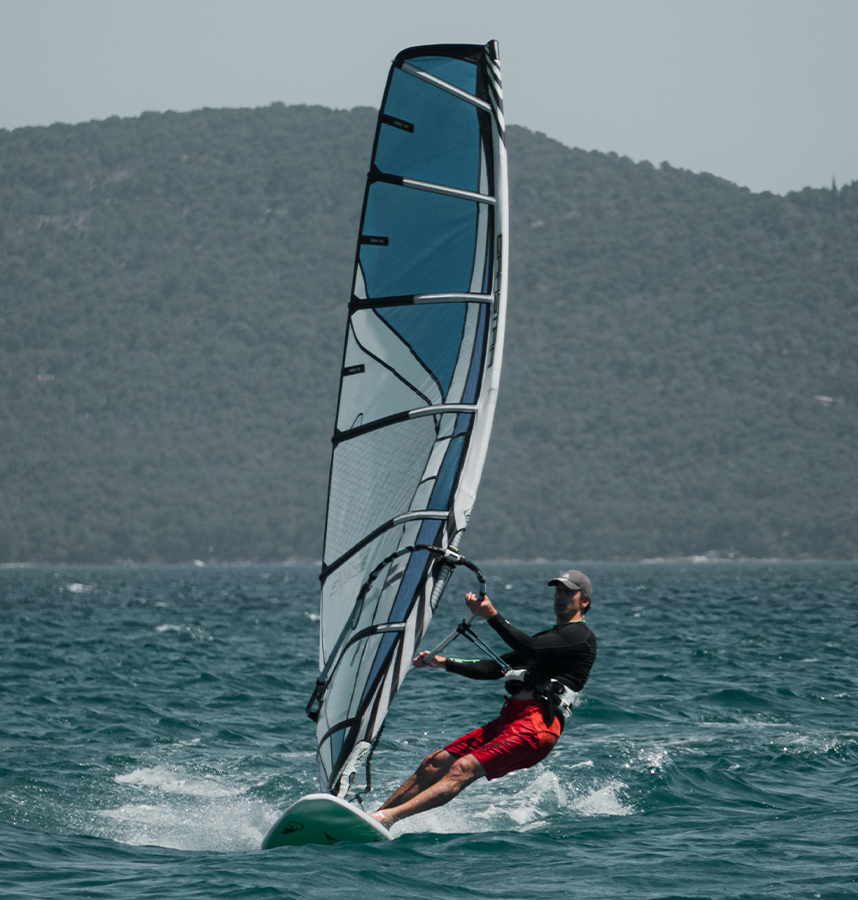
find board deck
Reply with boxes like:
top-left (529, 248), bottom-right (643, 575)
top-left (261, 793), bottom-right (392, 848)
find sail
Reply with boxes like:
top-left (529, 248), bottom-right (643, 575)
top-left (310, 41), bottom-right (508, 796)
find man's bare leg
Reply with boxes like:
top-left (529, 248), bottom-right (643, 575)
top-left (378, 750), bottom-right (457, 810)
top-left (372, 753), bottom-right (485, 827)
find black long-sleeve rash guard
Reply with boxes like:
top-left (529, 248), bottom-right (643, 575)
top-left (444, 614), bottom-right (597, 692)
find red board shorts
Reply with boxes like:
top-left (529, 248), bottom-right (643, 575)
top-left (443, 698), bottom-right (562, 780)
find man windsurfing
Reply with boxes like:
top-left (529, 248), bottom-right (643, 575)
top-left (371, 569), bottom-right (597, 828)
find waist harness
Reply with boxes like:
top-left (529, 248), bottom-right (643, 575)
top-left (504, 668), bottom-right (579, 728)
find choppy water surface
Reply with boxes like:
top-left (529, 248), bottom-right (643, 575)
top-left (1, 561), bottom-right (856, 899)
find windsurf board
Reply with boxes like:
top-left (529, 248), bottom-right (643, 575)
top-left (261, 793), bottom-right (392, 848)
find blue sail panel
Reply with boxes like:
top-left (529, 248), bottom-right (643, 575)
top-left (360, 184), bottom-right (481, 297)
top-left (461, 304), bottom-right (488, 404)
top-left (376, 67), bottom-right (481, 191)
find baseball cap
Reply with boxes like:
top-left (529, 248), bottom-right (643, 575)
top-left (548, 569), bottom-right (592, 600)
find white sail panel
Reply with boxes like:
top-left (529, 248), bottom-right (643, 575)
top-left (326, 417), bottom-right (439, 563)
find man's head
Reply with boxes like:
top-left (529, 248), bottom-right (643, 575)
top-left (548, 569), bottom-right (592, 621)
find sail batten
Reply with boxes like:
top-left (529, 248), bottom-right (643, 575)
top-left (313, 40), bottom-right (508, 796)
top-left (369, 168), bottom-right (496, 204)
top-left (399, 61), bottom-right (493, 111)
top-left (334, 404), bottom-right (479, 444)
top-left (320, 511), bottom-right (452, 580)
top-left (400, 177), bottom-right (496, 204)
top-left (349, 293), bottom-right (493, 310)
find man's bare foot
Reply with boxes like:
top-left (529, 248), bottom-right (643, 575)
top-left (370, 810), bottom-right (394, 830)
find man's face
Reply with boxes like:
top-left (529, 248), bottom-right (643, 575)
top-left (553, 584), bottom-right (585, 622)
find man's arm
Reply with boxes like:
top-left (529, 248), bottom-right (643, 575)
top-left (487, 615), bottom-right (588, 661)
top-left (465, 591), bottom-right (591, 664)
top-left (411, 648), bottom-right (519, 679)
top-left (445, 656), bottom-right (506, 680)
top-left (445, 649), bottom-right (524, 680)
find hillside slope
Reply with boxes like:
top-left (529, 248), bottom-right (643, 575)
top-left (1, 105), bottom-right (855, 562)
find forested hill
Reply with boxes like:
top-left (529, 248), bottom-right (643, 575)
top-left (1, 104), bottom-right (856, 563)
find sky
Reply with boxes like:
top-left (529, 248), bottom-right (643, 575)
top-left (1, 0), bottom-right (856, 195)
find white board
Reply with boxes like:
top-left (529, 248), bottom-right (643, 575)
top-left (261, 793), bottom-right (392, 848)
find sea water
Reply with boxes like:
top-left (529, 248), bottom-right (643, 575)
top-left (1, 561), bottom-right (856, 899)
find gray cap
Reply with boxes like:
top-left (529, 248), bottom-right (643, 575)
top-left (548, 569), bottom-right (592, 600)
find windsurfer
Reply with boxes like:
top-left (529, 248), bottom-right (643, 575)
top-left (370, 569), bottom-right (597, 828)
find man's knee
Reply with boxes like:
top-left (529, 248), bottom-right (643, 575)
top-left (419, 749), bottom-right (455, 776)
top-left (446, 753), bottom-right (485, 786)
